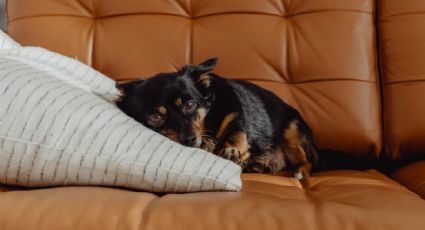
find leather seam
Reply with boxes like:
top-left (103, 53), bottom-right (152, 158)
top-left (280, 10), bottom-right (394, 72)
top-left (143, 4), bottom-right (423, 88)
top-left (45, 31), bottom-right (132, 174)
top-left (75, 0), bottom-right (92, 16)
top-left (88, 21), bottom-right (95, 67)
top-left (8, 14), bottom-right (93, 23)
top-left (137, 195), bottom-right (162, 230)
top-left (172, 0), bottom-right (190, 17)
top-left (384, 11), bottom-right (425, 18)
top-left (274, 78), bottom-right (376, 84)
top-left (384, 79), bottom-right (425, 85)
top-left (374, 0), bottom-right (391, 161)
top-left (7, 9), bottom-right (373, 23)
top-left (189, 7), bottom-right (193, 63)
top-left (117, 78), bottom-right (377, 84)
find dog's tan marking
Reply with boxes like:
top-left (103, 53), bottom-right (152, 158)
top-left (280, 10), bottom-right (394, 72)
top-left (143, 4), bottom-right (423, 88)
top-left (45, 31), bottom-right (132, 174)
top-left (232, 132), bottom-right (250, 162)
top-left (175, 98), bottom-right (182, 106)
top-left (193, 108), bottom-right (207, 129)
top-left (163, 129), bottom-right (178, 141)
top-left (215, 112), bottom-right (238, 139)
top-left (282, 121), bottom-right (312, 181)
top-left (197, 108), bottom-right (207, 125)
top-left (201, 137), bottom-right (216, 152)
top-left (219, 132), bottom-right (250, 168)
top-left (199, 74), bottom-right (212, 88)
top-left (192, 108), bottom-right (208, 144)
top-left (284, 121), bottom-right (300, 149)
top-left (252, 149), bottom-right (286, 174)
top-left (158, 106), bottom-right (167, 115)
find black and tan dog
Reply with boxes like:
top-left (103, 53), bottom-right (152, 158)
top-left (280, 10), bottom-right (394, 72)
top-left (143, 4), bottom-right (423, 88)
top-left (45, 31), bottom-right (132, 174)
top-left (116, 58), bottom-right (369, 179)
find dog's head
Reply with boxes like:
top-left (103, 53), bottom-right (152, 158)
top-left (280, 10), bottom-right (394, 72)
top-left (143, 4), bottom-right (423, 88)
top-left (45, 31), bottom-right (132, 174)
top-left (116, 58), bottom-right (217, 148)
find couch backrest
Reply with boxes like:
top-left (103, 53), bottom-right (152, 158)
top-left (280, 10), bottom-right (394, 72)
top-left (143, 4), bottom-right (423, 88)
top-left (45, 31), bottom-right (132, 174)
top-left (6, 0), bottom-right (382, 158)
top-left (379, 0), bottom-right (425, 161)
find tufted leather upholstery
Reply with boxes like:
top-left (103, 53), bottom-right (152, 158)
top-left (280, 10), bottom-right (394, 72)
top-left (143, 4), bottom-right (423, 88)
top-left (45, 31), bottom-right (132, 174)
top-left (1, 172), bottom-right (425, 230)
top-left (4, 0), bottom-right (425, 229)
top-left (379, 0), bottom-right (425, 160)
top-left (7, 0), bottom-right (381, 157)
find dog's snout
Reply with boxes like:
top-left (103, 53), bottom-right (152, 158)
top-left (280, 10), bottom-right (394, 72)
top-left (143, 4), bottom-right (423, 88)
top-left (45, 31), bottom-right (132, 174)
top-left (180, 134), bottom-right (198, 147)
top-left (187, 135), bottom-right (198, 146)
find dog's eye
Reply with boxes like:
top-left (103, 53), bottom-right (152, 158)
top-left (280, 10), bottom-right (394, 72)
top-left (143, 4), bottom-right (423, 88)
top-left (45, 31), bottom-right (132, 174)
top-left (148, 113), bottom-right (164, 126)
top-left (183, 101), bottom-right (197, 112)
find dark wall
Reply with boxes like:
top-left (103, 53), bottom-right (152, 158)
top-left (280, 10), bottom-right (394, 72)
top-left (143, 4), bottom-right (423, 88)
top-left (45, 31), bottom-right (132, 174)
top-left (0, 0), bottom-right (6, 31)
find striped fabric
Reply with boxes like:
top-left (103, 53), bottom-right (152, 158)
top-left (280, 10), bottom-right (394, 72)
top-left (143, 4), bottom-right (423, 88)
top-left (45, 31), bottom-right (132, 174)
top-left (0, 31), bottom-right (242, 192)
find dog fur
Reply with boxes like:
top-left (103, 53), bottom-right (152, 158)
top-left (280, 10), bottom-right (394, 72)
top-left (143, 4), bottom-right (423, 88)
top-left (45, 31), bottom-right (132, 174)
top-left (115, 58), bottom-right (323, 179)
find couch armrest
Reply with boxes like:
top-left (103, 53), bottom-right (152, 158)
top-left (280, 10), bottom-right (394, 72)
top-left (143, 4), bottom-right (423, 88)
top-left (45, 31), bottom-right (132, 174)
top-left (391, 161), bottom-right (425, 199)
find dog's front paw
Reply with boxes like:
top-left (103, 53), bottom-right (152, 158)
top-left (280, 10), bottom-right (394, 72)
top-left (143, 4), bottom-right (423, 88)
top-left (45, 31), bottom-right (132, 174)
top-left (218, 147), bottom-right (240, 163)
top-left (201, 138), bottom-right (216, 153)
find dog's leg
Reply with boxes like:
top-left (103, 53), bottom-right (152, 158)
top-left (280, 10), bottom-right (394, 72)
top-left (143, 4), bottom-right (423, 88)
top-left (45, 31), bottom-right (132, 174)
top-left (282, 121), bottom-right (317, 183)
top-left (245, 149), bottom-right (286, 174)
top-left (216, 131), bottom-right (251, 168)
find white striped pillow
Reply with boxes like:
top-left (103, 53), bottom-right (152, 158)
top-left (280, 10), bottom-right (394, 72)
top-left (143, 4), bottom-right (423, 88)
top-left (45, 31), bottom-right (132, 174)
top-left (0, 30), bottom-right (242, 192)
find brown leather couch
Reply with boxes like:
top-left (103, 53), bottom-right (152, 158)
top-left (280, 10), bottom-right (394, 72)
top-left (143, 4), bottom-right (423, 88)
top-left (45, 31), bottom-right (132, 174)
top-left (2, 0), bottom-right (425, 229)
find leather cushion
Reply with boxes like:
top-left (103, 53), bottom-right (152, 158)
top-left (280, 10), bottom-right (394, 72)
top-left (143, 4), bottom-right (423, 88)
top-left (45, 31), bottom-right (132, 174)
top-left (392, 160), bottom-right (425, 199)
top-left (1, 171), bottom-right (425, 230)
top-left (0, 186), bottom-right (158, 230)
top-left (7, 0), bottom-right (382, 157)
top-left (379, 0), bottom-right (425, 159)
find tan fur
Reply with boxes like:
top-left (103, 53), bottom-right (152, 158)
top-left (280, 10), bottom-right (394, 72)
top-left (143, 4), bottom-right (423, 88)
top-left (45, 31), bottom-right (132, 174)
top-left (284, 121), bottom-right (300, 150)
top-left (252, 149), bottom-right (286, 174)
top-left (199, 74), bottom-right (212, 87)
top-left (231, 132), bottom-right (250, 162)
top-left (219, 132), bottom-right (251, 168)
top-left (282, 121), bottom-right (312, 179)
top-left (175, 98), bottom-right (182, 106)
top-left (215, 112), bottom-right (238, 139)
top-left (196, 108), bottom-right (207, 126)
top-left (158, 106), bottom-right (167, 115)
top-left (201, 137), bottom-right (216, 152)
top-left (163, 129), bottom-right (178, 141)
top-left (192, 108), bottom-right (208, 145)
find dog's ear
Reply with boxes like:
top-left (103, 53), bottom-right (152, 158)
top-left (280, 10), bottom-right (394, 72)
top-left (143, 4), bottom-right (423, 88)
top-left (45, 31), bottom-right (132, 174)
top-left (115, 79), bottom-right (144, 94)
top-left (197, 58), bottom-right (218, 74)
top-left (182, 58), bottom-right (218, 88)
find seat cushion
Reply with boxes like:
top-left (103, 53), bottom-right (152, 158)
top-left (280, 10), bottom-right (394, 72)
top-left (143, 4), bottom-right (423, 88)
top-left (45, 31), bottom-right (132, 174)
top-left (392, 160), bottom-right (425, 199)
top-left (1, 171), bottom-right (424, 230)
top-left (0, 186), bottom-right (158, 230)
top-left (143, 171), bottom-right (425, 229)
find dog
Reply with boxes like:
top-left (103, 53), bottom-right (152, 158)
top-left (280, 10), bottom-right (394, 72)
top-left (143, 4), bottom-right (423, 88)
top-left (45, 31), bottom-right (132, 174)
top-left (115, 58), bottom-right (324, 179)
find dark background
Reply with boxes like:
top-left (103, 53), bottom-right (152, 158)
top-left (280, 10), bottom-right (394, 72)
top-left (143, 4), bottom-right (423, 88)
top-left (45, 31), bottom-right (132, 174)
top-left (0, 0), bottom-right (6, 31)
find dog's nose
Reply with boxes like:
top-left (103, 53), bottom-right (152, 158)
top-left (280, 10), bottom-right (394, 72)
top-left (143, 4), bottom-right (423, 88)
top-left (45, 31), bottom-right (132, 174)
top-left (183, 135), bottom-right (198, 146)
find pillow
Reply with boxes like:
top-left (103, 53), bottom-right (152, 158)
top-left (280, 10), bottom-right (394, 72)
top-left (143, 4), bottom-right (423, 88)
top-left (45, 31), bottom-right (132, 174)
top-left (0, 30), bottom-right (242, 192)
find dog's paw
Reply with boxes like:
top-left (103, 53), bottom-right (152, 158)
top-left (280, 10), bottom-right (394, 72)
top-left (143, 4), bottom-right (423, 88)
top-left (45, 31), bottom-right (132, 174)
top-left (201, 138), bottom-right (216, 153)
top-left (218, 147), bottom-right (240, 163)
top-left (294, 172), bottom-right (304, 180)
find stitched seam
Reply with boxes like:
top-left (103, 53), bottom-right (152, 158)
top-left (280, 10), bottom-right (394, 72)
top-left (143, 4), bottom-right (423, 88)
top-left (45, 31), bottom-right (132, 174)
top-left (383, 11), bottom-right (425, 18)
top-left (118, 77), bottom-right (376, 84)
top-left (385, 79), bottom-right (425, 85)
top-left (138, 195), bottom-right (162, 230)
top-left (7, 10), bottom-right (373, 22)
top-left (375, 0), bottom-right (390, 159)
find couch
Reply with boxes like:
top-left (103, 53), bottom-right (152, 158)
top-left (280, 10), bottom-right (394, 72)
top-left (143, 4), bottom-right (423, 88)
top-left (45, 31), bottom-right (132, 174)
top-left (2, 0), bottom-right (425, 229)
